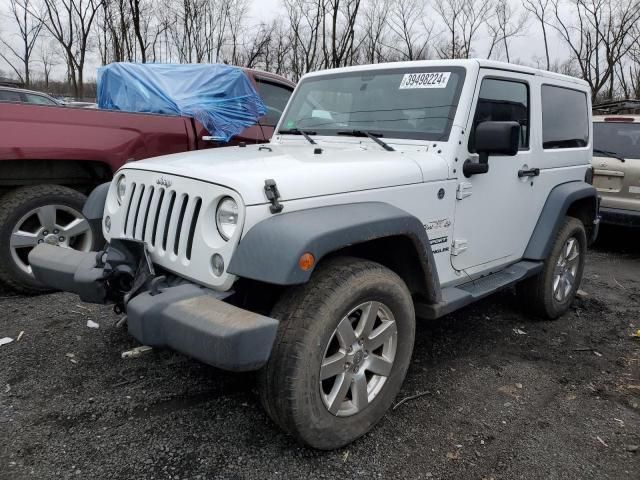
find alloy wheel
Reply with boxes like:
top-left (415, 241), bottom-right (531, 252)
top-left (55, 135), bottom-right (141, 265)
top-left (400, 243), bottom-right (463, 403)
top-left (320, 301), bottom-right (398, 417)
top-left (10, 204), bottom-right (93, 275)
top-left (553, 236), bottom-right (580, 302)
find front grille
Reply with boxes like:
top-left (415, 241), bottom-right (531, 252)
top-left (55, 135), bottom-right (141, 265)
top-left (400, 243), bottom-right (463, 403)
top-left (123, 182), bottom-right (202, 260)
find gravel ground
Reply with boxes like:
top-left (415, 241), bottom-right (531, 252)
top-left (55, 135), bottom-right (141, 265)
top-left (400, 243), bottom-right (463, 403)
top-left (1, 226), bottom-right (639, 480)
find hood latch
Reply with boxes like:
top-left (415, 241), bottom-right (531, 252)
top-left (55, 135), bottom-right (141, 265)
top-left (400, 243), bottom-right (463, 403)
top-left (264, 179), bottom-right (284, 214)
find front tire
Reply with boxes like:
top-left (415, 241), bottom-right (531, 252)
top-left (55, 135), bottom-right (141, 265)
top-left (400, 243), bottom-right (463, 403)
top-left (517, 216), bottom-right (586, 319)
top-left (259, 257), bottom-right (416, 449)
top-left (0, 185), bottom-right (96, 294)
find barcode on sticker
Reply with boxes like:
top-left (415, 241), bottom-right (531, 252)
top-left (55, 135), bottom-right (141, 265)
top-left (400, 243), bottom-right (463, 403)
top-left (399, 72), bottom-right (451, 89)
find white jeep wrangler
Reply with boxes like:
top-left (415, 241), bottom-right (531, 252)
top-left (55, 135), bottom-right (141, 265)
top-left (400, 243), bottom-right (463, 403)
top-left (29, 59), bottom-right (599, 449)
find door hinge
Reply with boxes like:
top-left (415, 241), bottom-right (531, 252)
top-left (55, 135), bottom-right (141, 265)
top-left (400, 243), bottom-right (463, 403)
top-left (451, 239), bottom-right (468, 256)
top-left (456, 182), bottom-right (472, 200)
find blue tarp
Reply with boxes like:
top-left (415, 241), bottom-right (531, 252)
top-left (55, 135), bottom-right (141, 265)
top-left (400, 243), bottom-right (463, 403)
top-left (97, 63), bottom-right (266, 142)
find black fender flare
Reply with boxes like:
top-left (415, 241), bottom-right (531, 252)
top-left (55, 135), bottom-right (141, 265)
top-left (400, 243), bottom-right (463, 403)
top-left (228, 202), bottom-right (442, 303)
top-left (82, 182), bottom-right (110, 221)
top-left (82, 182), bottom-right (110, 249)
top-left (523, 181), bottom-right (598, 260)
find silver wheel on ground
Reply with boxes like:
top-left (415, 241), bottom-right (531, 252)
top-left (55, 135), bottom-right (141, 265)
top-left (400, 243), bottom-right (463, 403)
top-left (516, 216), bottom-right (587, 320)
top-left (320, 301), bottom-right (397, 416)
top-left (553, 236), bottom-right (580, 302)
top-left (0, 185), bottom-right (96, 293)
top-left (259, 257), bottom-right (416, 450)
top-left (10, 204), bottom-right (93, 275)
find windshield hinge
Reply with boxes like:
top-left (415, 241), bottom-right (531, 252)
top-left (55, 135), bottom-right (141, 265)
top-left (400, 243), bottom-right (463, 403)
top-left (264, 179), bottom-right (283, 214)
top-left (456, 182), bottom-right (473, 200)
top-left (451, 239), bottom-right (468, 256)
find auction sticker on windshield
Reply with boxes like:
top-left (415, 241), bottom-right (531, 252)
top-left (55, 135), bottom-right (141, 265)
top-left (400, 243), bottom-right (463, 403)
top-left (399, 72), bottom-right (451, 89)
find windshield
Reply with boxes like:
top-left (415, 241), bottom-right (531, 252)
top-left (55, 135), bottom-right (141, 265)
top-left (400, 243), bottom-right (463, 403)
top-left (279, 67), bottom-right (466, 141)
top-left (593, 122), bottom-right (640, 159)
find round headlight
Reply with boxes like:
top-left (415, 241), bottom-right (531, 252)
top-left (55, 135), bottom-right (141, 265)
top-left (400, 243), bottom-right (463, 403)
top-left (216, 197), bottom-right (238, 241)
top-left (116, 175), bottom-right (127, 205)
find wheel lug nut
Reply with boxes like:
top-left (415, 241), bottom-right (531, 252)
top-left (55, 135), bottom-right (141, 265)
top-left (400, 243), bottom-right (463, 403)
top-left (59, 237), bottom-right (65, 242)
top-left (37, 239), bottom-right (43, 244)
top-left (53, 229), bottom-right (59, 234)
top-left (42, 230), bottom-right (48, 235)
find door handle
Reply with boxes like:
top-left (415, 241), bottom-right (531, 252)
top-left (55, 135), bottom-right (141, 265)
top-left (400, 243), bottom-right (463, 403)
top-left (518, 168), bottom-right (540, 178)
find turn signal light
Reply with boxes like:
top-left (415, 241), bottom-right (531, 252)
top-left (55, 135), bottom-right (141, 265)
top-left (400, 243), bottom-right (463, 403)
top-left (298, 253), bottom-right (315, 271)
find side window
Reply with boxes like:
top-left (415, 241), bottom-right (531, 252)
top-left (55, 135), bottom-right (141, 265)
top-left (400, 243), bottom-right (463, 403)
top-left (542, 85), bottom-right (589, 149)
top-left (469, 78), bottom-right (529, 152)
top-left (255, 80), bottom-right (293, 126)
top-left (24, 93), bottom-right (57, 105)
top-left (0, 90), bottom-right (22, 103)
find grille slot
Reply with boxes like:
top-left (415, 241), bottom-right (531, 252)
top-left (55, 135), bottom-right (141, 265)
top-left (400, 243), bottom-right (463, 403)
top-left (162, 191), bottom-right (177, 251)
top-left (186, 198), bottom-right (202, 260)
top-left (121, 181), bottom-right (202, 263)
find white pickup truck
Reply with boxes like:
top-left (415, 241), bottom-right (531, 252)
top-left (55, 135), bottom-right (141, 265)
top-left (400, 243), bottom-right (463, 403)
top-left (28, 59), bottom-right (599, 449)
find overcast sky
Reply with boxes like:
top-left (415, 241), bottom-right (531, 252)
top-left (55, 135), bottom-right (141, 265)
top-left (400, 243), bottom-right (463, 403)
top-left (0, 0), bottom-right (570, 83)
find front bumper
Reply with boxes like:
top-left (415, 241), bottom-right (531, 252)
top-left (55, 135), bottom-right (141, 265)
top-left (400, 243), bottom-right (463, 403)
top-left (599, 206), bottom-right (640, 227)
top-left (28, 243), bottom-right (279, 371)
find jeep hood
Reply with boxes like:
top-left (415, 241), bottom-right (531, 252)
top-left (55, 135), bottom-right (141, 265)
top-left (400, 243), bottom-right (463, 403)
top-left (123, 143), bottom-right (448, 205)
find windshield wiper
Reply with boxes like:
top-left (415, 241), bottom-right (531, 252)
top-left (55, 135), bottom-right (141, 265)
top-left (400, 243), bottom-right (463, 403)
top-left (278, 128), bottom-right (316, 145)
top-left (336, 130), bottom-right (395, 152)
top-left (593, 148), bottom-right (625, 162)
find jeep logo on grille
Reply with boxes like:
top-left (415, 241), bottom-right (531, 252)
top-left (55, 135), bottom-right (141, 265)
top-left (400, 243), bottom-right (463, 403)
top-left (156, 177), bottom-right (172, 188)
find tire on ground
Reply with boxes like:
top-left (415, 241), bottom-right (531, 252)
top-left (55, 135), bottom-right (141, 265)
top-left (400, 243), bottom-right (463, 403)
top-left (517, 216), bottom-right (587, 319)
top-left (258, 256), bottom-right (416, 449)
top-left (0, 184), bottom-right (95, 294)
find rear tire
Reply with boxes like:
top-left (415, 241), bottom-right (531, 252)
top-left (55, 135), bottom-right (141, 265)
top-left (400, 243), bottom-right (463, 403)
top-left (258, 257), bottom-right (415, 450)
top-left (0, 185), bottom-right (96, 294)
top-left (517, 216), bottom-right (586, 319)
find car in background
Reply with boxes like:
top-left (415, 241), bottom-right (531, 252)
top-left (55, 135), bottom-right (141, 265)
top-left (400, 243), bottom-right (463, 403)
top-left (592, 100), bottom-right (640, 227)
top-left (0, 67), bottom-right (295, 293)
top-left (0, 86), bottom-right (61, 106)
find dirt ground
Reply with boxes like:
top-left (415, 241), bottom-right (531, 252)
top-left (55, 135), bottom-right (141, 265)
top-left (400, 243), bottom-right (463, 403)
top-left (1, 226), bottom-right (639, 480)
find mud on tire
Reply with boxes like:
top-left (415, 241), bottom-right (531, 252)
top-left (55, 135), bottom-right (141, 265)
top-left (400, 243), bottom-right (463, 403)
top-left (258, 257), bottom-right (416, 449)
top-left (517, 216), bottom-right (587, 319)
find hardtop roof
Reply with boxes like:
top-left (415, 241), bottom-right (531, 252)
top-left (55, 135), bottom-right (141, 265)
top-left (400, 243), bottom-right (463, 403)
top-left (302, 59), bottom-right (588, 87)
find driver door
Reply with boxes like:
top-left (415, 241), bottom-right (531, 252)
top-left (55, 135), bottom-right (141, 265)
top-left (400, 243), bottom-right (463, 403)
top-left (451, 71), bottom-right (539, 273)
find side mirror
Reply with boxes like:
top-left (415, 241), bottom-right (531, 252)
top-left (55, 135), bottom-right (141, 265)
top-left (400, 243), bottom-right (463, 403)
top-left (463, 121), bottom-right (521, 177)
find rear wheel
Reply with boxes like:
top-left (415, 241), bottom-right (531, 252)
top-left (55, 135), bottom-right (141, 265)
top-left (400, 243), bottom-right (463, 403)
top-left (517, 216), bottom-right (586, 319)
top-left (259, 257), bottom-right (415, 449)
top-left (0, 185), bottom-right (96, 294)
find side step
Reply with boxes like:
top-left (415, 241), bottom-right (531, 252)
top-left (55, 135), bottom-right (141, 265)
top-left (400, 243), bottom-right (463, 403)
top-left (415, 260), bottom-right (543, 319)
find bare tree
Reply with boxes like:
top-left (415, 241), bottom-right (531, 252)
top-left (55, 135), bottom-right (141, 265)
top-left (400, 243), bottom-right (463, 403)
top-left (436, 0), bottom-right (493, 59)
top-left (38, 39), bottom-right (58, 88)
top-left (486, 0), bottom-right (528, 62)
top-left (284, 0), bottom-right (323, 79)
top-left (37, 0), bottom-right (103, 97)
top-left (523, 0), bottom-right (551, 70)
top-left (552, 0), bottom-right (640, 101)
top-left (0, 0), bottom-right (43, 85)
top-left (386, 0), bottom-right (432, 61)
top-left (321, 0), bottom-right (362, 68)
top-left (360, 0), bottom-right (391, 63)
